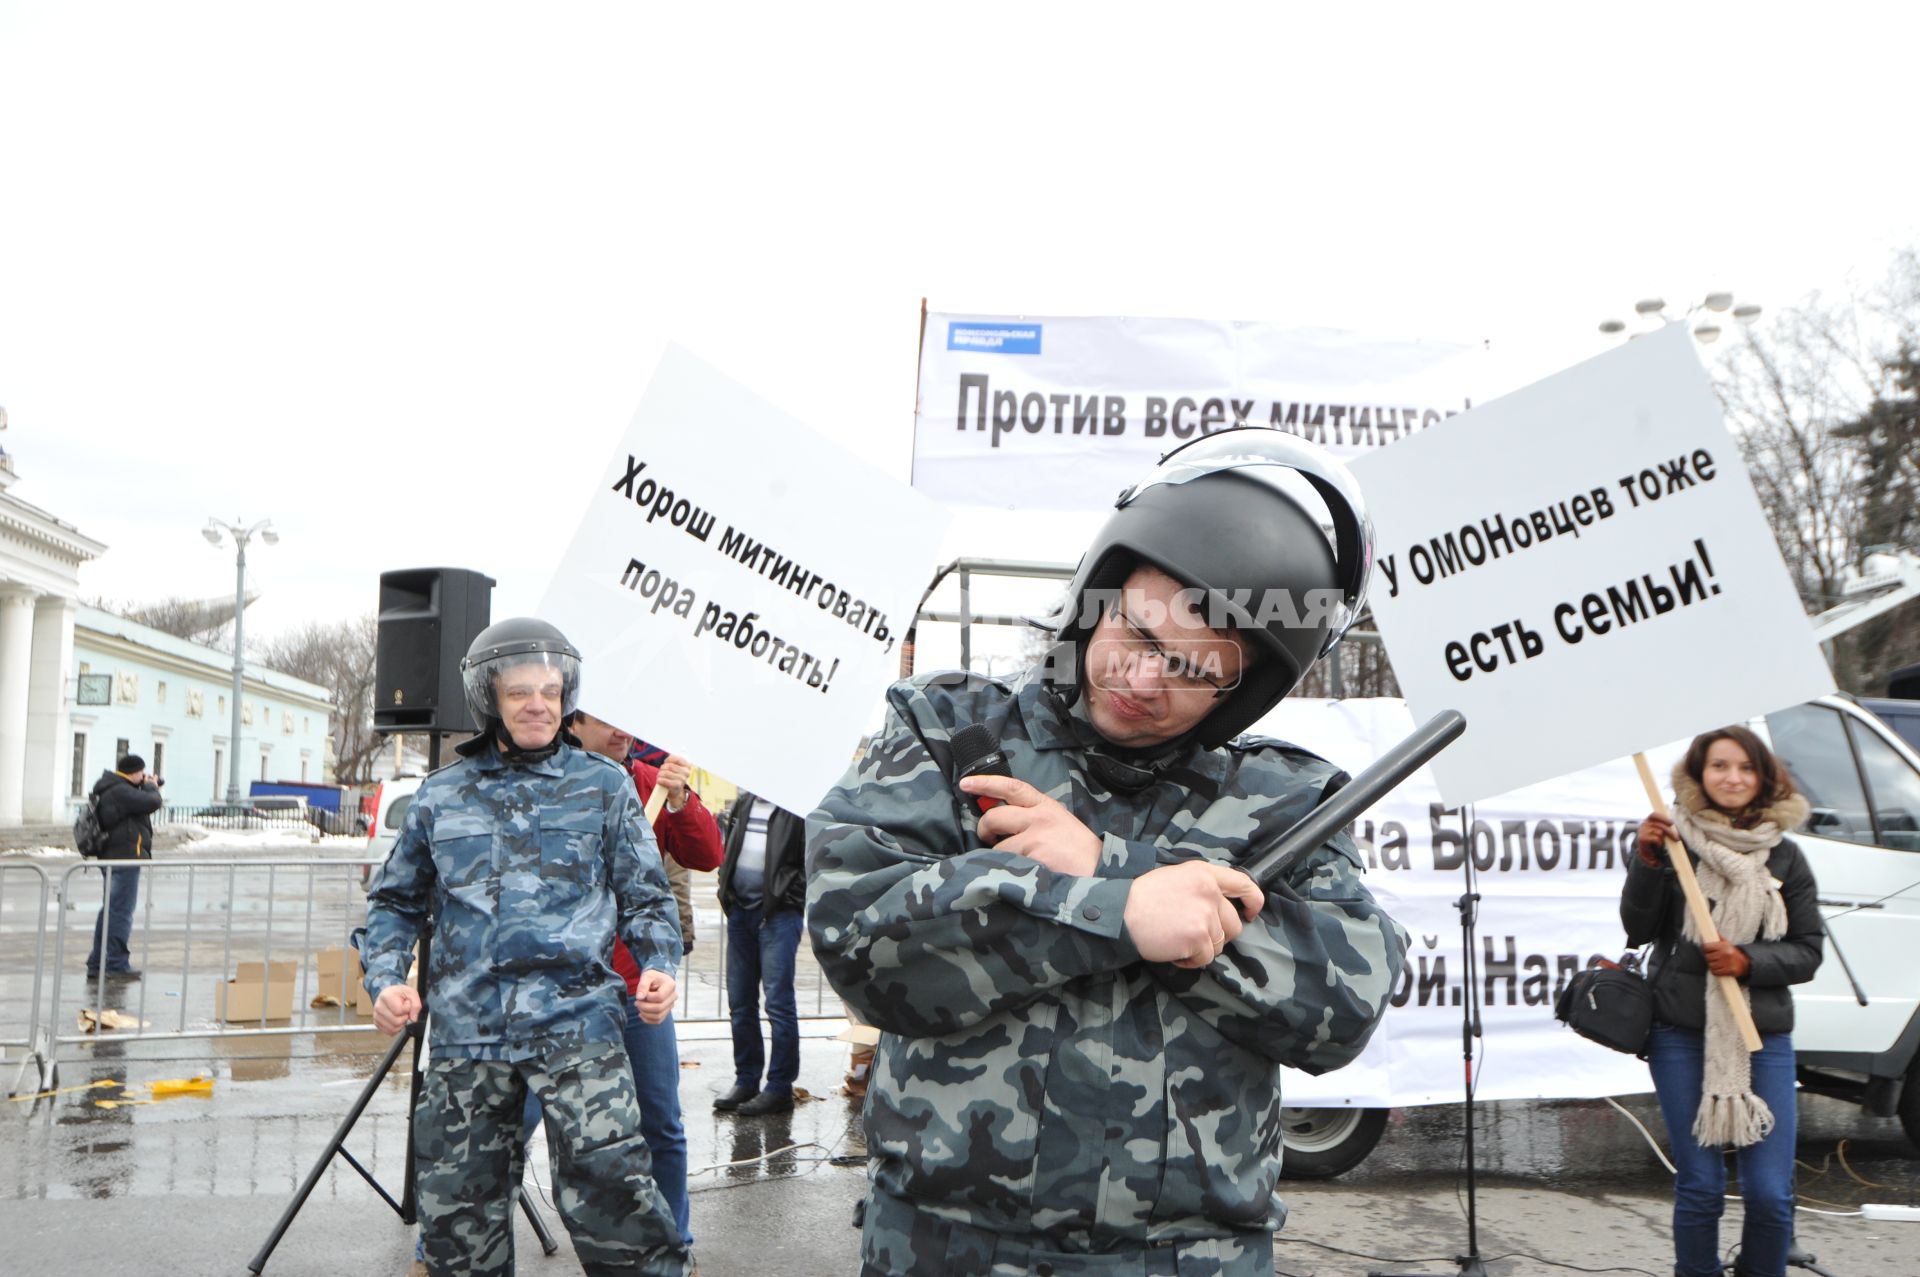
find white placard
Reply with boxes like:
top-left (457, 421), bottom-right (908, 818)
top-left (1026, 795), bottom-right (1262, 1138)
top-left (1260, 698), bottom-right (1684, 1107)
top-left (539, 345), bottom-right (950, 818)
top-left (913, 312), bottom-right (1482, 511)
top-left (1349, 325), bottom-right (1835, 806)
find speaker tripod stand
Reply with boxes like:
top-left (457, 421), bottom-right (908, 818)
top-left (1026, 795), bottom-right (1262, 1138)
top-left (248, 921), bottom-right (560, 1272)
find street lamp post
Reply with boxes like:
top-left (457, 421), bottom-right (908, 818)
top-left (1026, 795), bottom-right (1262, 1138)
top-left (203, 517), bottom-right (278, 804)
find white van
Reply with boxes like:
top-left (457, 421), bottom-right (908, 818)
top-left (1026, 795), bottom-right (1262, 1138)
top-left (361, 775), bottom-right (423, 887)
top-left (1756, 695), bottom-right (1920, 1145)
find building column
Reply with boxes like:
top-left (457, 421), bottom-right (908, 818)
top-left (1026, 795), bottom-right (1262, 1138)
top-left (0, 587), bottom-right (42, 826)
top-left (23, 594), bottom-right (77, 822)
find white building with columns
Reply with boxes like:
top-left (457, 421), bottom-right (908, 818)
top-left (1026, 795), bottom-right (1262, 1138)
top-left (0, 457), bottom-right (108, 826)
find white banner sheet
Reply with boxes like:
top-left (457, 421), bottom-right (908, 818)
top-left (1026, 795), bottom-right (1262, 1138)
top-left (539, 346), bottom-right (950, 818)
top-left (1350, 324), bottom-right (1835, 806)
top-left (1263, 699), bottom-right (1686, 1108)
top-left (912, 312), bottom-right (1482, 511)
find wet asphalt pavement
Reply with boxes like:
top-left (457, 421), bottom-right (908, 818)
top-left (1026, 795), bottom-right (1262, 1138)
top-left (4, 1021), bottom-right (870, 1276)
top-left (5, 841), bottom-right (1919, 1275)
top-left (10, 1029), bottom-right (1919, 1276)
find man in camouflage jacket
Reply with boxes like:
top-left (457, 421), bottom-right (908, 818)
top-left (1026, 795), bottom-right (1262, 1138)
top-left (808, 435), bottom-right (1408, 1275)
top-left (364, 620), bottom-right (688, 1277)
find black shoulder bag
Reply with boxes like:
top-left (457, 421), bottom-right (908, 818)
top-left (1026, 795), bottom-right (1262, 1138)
top-left (1554, 949), bottom-right (1653, 1057)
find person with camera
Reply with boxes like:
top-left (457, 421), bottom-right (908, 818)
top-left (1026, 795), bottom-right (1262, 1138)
top-left (1623, 727), bottom-right (1824, 1277)
top-left (86, 753), bottom-right (163, 981)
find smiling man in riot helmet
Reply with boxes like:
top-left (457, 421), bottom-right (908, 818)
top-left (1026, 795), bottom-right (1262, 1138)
top-left (363, 618), bottom-right (688, 1277)
top-left (808, 431), bottom-right (1409, 1275)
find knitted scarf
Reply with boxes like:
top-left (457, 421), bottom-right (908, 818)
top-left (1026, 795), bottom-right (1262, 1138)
top-left (1666, 767), bottom-right (1808, 1149)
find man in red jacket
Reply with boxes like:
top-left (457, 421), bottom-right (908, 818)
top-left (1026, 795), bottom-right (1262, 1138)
top-left (569, 709), bottom-right (721, 1256)
top-left (623, 734), bottom-right (724, 961)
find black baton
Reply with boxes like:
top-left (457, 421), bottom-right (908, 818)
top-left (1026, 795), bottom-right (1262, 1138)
top-left (1240, 710), bottom-right (1467, 887)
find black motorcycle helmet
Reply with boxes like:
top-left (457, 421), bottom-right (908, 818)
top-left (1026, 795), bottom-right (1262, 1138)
top-left (458, 618), bottom-right (582, 754)
top-left (1056, 429), bottom-right (1372, 748)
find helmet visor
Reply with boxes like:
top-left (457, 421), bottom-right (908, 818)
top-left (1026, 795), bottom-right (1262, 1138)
top-left (462, 651), bottom-right (582, 723)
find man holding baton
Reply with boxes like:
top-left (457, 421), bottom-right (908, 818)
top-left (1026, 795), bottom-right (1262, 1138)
top-left (808, 432), bottom-right (1409, 1275)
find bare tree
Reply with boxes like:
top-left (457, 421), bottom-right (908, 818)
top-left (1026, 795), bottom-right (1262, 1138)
top-left (1712, 253), bottom-right (1920, 691)
top-left (253, 614), bottom-right (384, 785)
top-left (1831, 347), bottom-right (1920, 694)
top-left (1292, 621), bottom-right (1401, 700)
top-left (1714, 297), bottom-right (1875, 608)
top-left (89, 594), bottom-right (242, 649)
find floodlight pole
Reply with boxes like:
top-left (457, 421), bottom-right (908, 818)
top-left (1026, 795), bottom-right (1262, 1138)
top-left (205, 517), bottom-right (276, 803)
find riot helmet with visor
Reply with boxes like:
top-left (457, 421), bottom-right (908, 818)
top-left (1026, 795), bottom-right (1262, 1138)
top-left (459, 617), bottom-right (582, 732)
top-left (1057, 429), bottom-right (1373, 748)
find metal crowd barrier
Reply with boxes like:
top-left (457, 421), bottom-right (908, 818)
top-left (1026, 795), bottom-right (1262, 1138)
top-left (1, 857), bottom-right (378, 1094)
top-left (684, 894), bottom-right (841, 1026)
top-left (2, 853), bottom-right (840, 1097)
top-left (1, 862), bottom-right (52, 1097)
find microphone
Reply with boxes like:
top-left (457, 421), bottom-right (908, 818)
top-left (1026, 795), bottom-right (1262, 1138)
top-left (950, 724), bottom-right (1011, 813)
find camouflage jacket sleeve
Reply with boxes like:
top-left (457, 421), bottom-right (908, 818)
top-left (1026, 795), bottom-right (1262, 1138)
top-left (362, 789), bottom-right (432, 999)
top-left (1148, 840), bottom-right (1407, 1074)
top-left (608, 780), bottom-right (682, 974)
top-left (807, 703), bottom-right (1144, 1038)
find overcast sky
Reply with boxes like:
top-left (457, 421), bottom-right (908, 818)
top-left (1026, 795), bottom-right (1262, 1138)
top-left (4, 2), bottom-right (1916, 673)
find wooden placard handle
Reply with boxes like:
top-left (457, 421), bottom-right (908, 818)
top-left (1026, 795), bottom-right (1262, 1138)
top-left (643, 783), bottom-right (669, 824)
top-left (1633, 752), bottom-right (1763, 1053)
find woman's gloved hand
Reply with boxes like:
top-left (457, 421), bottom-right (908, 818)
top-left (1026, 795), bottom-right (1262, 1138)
top-left (1635, 812), bottom-right (1675, 867)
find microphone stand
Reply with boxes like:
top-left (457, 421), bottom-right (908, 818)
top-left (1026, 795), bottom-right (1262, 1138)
top-left (1370, 804), bottom-right (1488, 1277)
top-left (1233, 712), bottom-right (1484, 1275)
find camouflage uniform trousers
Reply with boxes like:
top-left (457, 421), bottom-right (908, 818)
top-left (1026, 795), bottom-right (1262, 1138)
top-left (860, 1189), bottom-right (1274, 1277)
top-left (414, 1042), bottom-right (688, 1277)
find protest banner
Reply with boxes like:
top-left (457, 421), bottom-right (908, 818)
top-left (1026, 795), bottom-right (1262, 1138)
top-left (1350, 323), bottom-right (1835, 807)
top-left (539, 345), bottom-right (950, 818)
top-left (1260, 698), bottom-right (1686, 1107)
top-left (912, 312), bottom-right (1483, 511)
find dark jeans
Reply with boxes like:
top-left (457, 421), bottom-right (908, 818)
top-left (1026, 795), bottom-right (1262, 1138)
top-left (87, 863), bottom-right (141, 975)
top-left (726, 905), bottom-right (802, 1093)
top-left (616, 1000), bottom-right (691, 1246)
top-left (1647, 1023), bottom-right (1798, 1277)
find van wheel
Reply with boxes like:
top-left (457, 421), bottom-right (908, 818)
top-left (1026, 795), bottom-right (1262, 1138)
top-left (1279, 1106), bottom-right (1389, 1179)
top-left (1900, 1055), bottom-right (1920, 1151)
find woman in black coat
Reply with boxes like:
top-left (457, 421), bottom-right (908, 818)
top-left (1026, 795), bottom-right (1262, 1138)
top-left (1622, 726), bottom-right (1823, 1277)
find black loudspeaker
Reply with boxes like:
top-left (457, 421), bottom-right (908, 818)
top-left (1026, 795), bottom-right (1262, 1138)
top-left (374, 568), bottom-right (496, 734)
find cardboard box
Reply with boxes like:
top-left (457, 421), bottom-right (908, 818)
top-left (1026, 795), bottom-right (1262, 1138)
top-left (314, 945), bottom-right (377, 1016)
top-left (314, 944), bottom-right (414, 1018)
top-left (218, 960), bottom-right (297, 1022)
